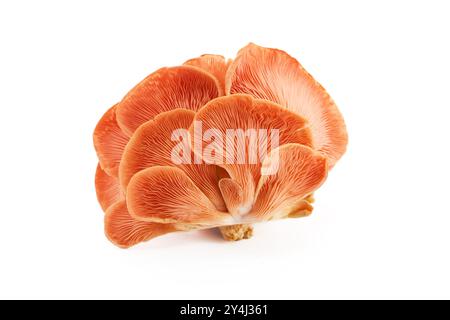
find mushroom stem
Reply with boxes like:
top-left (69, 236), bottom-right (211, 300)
top-left (219, 224), bottom-right (253, 241)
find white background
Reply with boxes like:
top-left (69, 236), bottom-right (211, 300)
top-left (1, 0), bottom-right (449, 299)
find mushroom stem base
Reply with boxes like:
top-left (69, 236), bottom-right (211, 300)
top-left (219, 224), bottom-right (253, 241)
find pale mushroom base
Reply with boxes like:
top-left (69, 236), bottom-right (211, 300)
top-left (219, 224), bottom-right (254, 241)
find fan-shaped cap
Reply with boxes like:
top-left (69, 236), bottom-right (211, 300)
top-left (251, 144), bottom-right (328, 221)
top-left (126, 166), bottom-right (232, 226)
top-left (226, 43), bottom-right (348, 167)
top-left (116, 66), bottom-right (222, 136)
top-left (184, 54), bottom-right (231, 94)
top-left (119, 108), bottom-right (226, 211)
top-left (105, 200), bottom-right (177, 248)
top-left (95, 163), bottom-right (124, 212)
top-left (93, 105), bottom-right (129, 177)
top-left (191, 94), bottom-right (313, 215)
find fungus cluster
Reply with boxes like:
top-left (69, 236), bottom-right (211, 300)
top-left (93, 43), bottom-right (348, 248)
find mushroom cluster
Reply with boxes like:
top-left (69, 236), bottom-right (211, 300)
top-left (93, 43), bottom-right (348, 248)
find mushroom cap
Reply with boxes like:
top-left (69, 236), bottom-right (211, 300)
top-left (226, 43), bottom-right (348, 168)
top-left (93, 44), bottom-right (347, 247)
